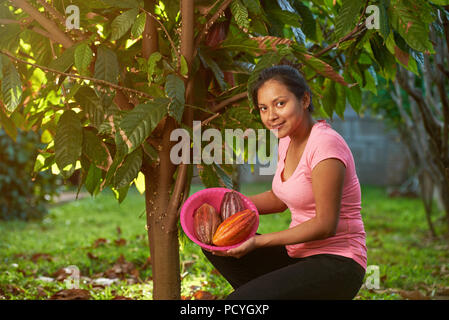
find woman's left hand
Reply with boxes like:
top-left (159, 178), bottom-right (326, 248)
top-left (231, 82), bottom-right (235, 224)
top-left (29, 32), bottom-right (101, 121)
top-left (210, 235), bottom-right (258, 259)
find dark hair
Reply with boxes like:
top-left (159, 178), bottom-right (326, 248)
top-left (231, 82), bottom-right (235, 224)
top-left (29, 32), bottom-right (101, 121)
top-left (250, 65), bottom-right (314, 113)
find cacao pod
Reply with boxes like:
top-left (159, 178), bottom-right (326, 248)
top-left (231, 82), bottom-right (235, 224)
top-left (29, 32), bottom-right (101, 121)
top-left (219, 190), bottom-right (245, 221)
top-left (212, 209), bottom-right (257, 246)
top-left (193, 203), bottom-right (222, 245)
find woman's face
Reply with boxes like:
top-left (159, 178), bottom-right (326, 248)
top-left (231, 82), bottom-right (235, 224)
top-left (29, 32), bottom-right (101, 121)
top-left (257, 79), bottom-right (309, 138)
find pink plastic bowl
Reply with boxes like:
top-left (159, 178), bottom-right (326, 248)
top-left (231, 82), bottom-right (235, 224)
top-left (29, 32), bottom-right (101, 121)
top-left (180, 187), bottom-right (259, 251)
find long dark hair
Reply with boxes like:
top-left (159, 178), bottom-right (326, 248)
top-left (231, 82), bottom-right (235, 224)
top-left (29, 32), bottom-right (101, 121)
top-left (250, 65), bottom-right (314, 113)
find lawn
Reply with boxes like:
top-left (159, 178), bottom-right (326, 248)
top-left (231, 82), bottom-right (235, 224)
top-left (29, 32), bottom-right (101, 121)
top-left (1, 182), bottom-right (448, 300)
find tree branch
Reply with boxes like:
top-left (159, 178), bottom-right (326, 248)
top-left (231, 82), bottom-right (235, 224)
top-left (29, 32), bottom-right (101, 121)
top-left (0, 49), bottom-right (152, 99)
top-left (8, 0), bottom-right (74, 48)
top-left (314, 23), bottom-right (366, 58)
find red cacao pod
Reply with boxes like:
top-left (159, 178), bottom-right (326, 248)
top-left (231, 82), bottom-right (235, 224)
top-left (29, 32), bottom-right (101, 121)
top-left (219, 190), bottom-right (245, 221)
top-left (205, 21), bottom-right (228, 48)
top-left (193, 203), bottom-right (222, 245)
top-left (212, 209), bottom-right (257, 246)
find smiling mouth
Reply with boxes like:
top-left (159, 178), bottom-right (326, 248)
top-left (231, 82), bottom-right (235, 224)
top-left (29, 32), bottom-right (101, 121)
top-left (271, 122), bottom-right (285, 130)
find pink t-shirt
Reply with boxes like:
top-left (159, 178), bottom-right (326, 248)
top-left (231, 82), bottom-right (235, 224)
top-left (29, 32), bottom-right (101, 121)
top-left (272, 120), bottom-right (367, 270)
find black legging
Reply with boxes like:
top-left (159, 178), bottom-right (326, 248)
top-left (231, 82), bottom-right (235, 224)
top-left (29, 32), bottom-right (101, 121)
top-left (202, 243), bottom-right (365, 300)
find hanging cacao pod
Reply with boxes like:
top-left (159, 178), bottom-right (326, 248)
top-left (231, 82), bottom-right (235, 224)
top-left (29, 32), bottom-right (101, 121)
top-left (219, 190), bottom-right (245, 220)
top-left (212, 209), bottom-right (257, 247)
top-left (193, 203), bottom-right (222, 245)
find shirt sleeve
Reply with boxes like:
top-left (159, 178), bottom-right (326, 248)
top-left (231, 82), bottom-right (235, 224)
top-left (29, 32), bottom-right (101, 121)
top-left (308, 133), bottom-right (349, 171)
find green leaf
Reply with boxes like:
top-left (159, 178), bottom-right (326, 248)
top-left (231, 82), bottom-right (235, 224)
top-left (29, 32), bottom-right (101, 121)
top-left (55, 110), bottom-right (83, 178)
top-left (98, 0), bottom-right (140, 8)
top-left (113, 147), bottom-right (142, 190)
top-left (0, 103), bottom-right (17, 141)
top-left (322, 79), bottom-right (336, 119)
top-left (429, 0), bottom-right (449, 5)
top-left (94, 45), bottom-right (119, 84)
top-left (197, 164), bottom-right (221, 188)
top-left (335, 0), bottom-right (364, 40)
top-left (74, 43), bottom-right (93, 75)
top-left (117, 98), bottom-right (169, 155)
top-left (269, 9), bottom-right (302, 28)
top-left (1, 57), bottom-right (22, 112)
top-left (110, 8), bottom-right (139, 41)
top-left (180, 55), bottom-right (188, 76)
top-left (147, 52), bottom-right (163, 81)
top-left (82, 128), bottom-right (112, 171)
top-left (48, 45), bottom-right (77, 73)
top-left (345, 85), bottom-right (362, 113)
top-left (231, 0), bottom-right (250, 29)
top-left (165, 74), bottom-right (185, 124)
top-left (388, 0), bottom-right (434, 52)
top-left (334, 83), bottom-right (346, 119)
top-left (131, 13), bottom-right (146, 39)
top-left (198, 50), bottom-right (228, 92)
top-left (85, 163), bottom-right (102, 196)
top-left (292, 2), bottom-right (317, 40)
top-left (75, 86), bottom-right (104, 128)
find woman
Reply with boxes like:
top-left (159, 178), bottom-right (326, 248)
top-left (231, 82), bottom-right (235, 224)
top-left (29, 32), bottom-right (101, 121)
top-left (202, 65), bottom-right (367, 300)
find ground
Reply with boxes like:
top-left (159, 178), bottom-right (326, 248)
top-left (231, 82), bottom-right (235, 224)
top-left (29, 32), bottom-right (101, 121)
top-left (0, 183), bottom-right (448, 300)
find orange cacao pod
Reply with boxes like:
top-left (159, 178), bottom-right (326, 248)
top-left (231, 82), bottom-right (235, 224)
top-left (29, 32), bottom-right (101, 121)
top-left (220, 190), bottom-right (245, 221)
top-left (212, 209), bottom-right (257, 246)
top-left (193, 203), bottom-right (222, 245)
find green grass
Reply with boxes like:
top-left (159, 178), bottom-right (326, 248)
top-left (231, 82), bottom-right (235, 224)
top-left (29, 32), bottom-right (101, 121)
top-left (1, 183), bottom-right (448, 300)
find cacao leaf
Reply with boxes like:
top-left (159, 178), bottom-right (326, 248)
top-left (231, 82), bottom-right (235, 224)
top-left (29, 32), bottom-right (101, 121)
top-left (334, 0), bottom-right (364, 40)
top-left (1, 57), bottom-right (22, 112)
top-left (85, 163), bottom-right (102, 196)
top-left (113, 147), bottom-right (142, 190)
top-left (388, 0), bottom-right (434, 52)
top-left (165, 74), bottom-right (185, 124)
top-left (110, 8), bottom-right (139, 41)
top-left (82, 128), bottom-right (112, 171)
top-left (75, 86), bottom-right (105, 128)
top-left (0, 103), bottom-right (17, 141)
top-left (74, 43), bottom-right (93, 75)
top-left (231, 0), bottom-right (250, 29)
top-left (297, 52), bottom-right (351, 87)
top-left (131, 13), bottom-right (146, 39)
top-left (117, 98), bottom-right (169, 155)
top-left (94, 45), bottom-right (119, 84)
top-left (55, 110), bottom-right (83, 178)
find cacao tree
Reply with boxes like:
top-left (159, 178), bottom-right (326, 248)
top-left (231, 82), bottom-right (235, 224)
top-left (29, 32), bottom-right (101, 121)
top-left (0, 0), bottom-right (446, 299)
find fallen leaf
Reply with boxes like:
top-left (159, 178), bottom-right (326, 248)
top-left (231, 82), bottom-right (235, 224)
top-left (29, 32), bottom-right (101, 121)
top-left (31, 253), bottom-right (53, 262)
top-left (49, 289), bottom-right (91, 300)
top-left (87, 252), bottom-right (98, 260)
top-left (36, 286), bottom-right (48, 298)
top-left (93, 238), bottom-right (109, 248)
top-left (399, 290), bottom-right (430, 300)
top-left (114, 238), bottom-right (127, 246)
top-left (193, 290), bottom-right (216, 300)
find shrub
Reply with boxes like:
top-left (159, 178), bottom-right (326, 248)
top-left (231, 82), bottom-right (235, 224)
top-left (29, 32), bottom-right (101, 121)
top-left (0, 129), bottom-right (62, 220)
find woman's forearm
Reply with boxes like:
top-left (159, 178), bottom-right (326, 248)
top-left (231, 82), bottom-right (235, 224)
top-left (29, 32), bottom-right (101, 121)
top-left (254, 216), bottom-right (335, 248)
top-left (248, 190), bottom-right (288, 215)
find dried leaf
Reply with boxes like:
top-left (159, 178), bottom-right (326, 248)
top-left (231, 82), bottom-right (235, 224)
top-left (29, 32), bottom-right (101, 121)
top-left (31, 253), bottom-right (53, 262)
top-left (399, 290), bottom-right (430, 300)
top-left (193, 290), bottom-right (216, 300)
top-left (49, 289), bottom-right (91, 300)
top-left (93, 238), bottom-right (109, 248)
